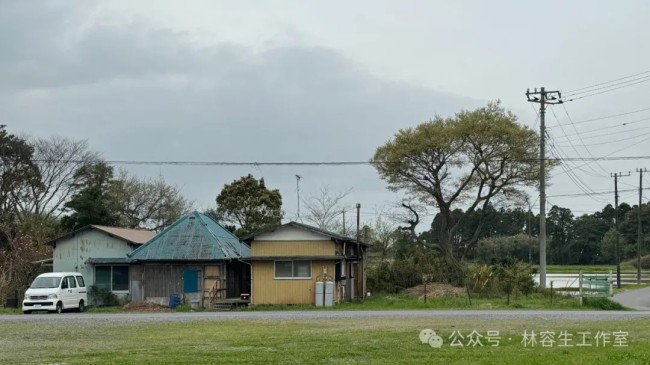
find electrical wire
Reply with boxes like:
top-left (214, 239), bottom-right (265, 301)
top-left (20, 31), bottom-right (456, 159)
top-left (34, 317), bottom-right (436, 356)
top-left (563, 78), bottom-right (650, 102)
top-left (552, 125), bottom-right (650, 142)
top-left (547, 106), bottom-right (650, 129)
top-left (564, 74), bottom-right (650, 97)
top-left (549, 105), bottom-right (607, 175)
top-left (545, 133), bottom-right (608, 203)
top-left (564, 70), bottom-right (650, 95)
top-left (555, 130), bottom-right (650, 148)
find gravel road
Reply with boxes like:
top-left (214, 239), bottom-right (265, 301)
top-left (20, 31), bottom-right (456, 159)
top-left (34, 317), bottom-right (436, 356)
top-left (2, 310), bottom-right (649, 323)
top-left (613, 286), bottom-right (650, 310)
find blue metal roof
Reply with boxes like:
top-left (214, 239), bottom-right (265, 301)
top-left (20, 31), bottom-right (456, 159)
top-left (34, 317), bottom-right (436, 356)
top-left (128, 212), bottom-right (250, 261)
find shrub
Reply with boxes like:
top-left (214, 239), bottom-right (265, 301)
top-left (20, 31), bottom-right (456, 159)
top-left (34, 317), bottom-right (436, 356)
top-left (630, 254), bottom-right (650, 270)
top-left (475, 234), bottom-right (537, 265)
top-left (88, 285), bottom-right (119, 307)
top-left (582, 297), bottom-right (626, 310)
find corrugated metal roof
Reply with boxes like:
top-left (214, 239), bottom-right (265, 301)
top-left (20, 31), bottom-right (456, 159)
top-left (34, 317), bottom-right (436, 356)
top-left (46, 225), bottom-right (155, 245)
top-left (128, 212), bottom-right (250, 261)
top-left (91, 225), bottom-right (155, 244)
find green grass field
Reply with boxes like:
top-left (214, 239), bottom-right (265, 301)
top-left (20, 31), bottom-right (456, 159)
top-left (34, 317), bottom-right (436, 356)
top-left (0, 317), bottom-right (648, 364)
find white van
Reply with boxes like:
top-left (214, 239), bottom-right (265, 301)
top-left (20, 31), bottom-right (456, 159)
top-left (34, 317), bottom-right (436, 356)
top-left (22, 272), bottom-right (88, 314)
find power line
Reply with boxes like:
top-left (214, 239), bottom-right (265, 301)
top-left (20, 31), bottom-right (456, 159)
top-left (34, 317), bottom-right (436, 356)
top-left (564, 74), bottom-right (650, 97)
top-left (555, 130), bottom-right (650, 148)
top-left (545, 134), bottom-right (608, 203)
top-left (547, 106), bottom-right (650, 129)
top-left (552, 125), bottom-right (650, 142)
top-left (549, 105), bottom-right (606, 176)
top-left (564, 70), bottom-right (650, 94)
top-left (550, 136), bottom-right (650, 179)
top-left (547, 188), bottom-right (650, 198)
top-left (563, 78), bottom-right (650, 102)
top-left (25, 155), bottom-right (650, 168)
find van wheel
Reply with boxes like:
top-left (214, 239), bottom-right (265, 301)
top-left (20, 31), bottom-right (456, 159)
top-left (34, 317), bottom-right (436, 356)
top-left (56, 302), bottom-right (63, 314)
top-left (23, 311), bottom-right (31, 315)
top-left (78, 300), bottom-right (85, 313)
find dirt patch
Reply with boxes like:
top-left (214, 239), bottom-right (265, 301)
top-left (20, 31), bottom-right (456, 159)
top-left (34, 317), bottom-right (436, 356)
top-left (402, 283), bottom-right (465, 297)
top-left (123, 302), bottom-right (170, 312)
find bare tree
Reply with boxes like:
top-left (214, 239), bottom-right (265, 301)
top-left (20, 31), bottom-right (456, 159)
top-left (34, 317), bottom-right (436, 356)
top-left (110, 171), bottom-right (194, 231)
top-left (390, 198), bottom-right (429, 241)
top-left (20, 137), bottom-right (100, 220)
top-left (366, 208), bottom-right (399, 263)
top-left (302, 185), bottom-right (354, 234)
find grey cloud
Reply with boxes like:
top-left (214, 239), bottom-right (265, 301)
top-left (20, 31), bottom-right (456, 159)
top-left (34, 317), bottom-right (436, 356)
top-left (2, 1), bottom-right (479, 219)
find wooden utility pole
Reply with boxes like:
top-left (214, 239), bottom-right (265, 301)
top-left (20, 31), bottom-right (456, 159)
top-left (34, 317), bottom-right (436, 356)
top-left (637, 168), bottom-right (647, 285)
top-left (612, 171), bottom-right (631, 288)
top-left (526, 87), bottom-right (561, 289)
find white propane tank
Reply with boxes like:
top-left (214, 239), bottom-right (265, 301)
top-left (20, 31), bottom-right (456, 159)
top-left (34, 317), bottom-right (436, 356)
top-left (315, 280), bottom-right (324, 307)
top-left (324, 280), bottom-right (334, 307)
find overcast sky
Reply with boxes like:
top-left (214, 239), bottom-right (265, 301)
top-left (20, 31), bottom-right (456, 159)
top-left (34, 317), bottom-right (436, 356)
top-left (4, 0), bottom-right (650, 228)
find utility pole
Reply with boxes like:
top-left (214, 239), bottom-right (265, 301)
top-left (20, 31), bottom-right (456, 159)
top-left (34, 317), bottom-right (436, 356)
top-left (295, 175), bottom-right (302, 221)
top-left (525, 196), bottom-right (533, 264)
top-left (342, 209), bottom-right (346, 235)
top-left (356, 203), bottom-right (363, 301)
top-left (612, 171), bottom-right (631, 288)
top-left (526, 87), bottom-right (561, 289)
top-left (637, 168), bottom-right (647, 285)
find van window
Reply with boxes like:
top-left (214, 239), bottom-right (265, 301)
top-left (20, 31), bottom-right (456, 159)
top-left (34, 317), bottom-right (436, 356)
top-left (30, 277), bottom-right (61, 289)
top-left (61, 278), bottom-right (68, 289)
top-left (76, 276), bottom-right (85, 287)
top-left (66, 276), bottom-right (77, 288)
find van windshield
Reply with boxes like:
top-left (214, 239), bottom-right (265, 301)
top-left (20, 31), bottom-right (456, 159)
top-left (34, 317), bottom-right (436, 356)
top-left (30, 277), bottom-right (62, 289)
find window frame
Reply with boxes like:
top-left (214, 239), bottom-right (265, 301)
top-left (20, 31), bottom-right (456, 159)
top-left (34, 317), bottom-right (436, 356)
top-left (94, 265), bottom-right (130, 293)
top-left (273, 260), bottom-right (312, 280)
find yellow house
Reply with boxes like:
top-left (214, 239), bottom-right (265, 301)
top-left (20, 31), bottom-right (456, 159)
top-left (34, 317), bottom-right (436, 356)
top-left (244, 222), bottom-right (368, 305)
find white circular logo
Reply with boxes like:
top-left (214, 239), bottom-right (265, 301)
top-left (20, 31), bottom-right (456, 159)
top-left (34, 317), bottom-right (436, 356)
top-left (419, 329), bottom-right (435, 344)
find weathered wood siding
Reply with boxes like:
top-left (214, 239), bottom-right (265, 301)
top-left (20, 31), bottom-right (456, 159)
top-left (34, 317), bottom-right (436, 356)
top-left (143, 264), bottom-right (187, 298)
top-left (251, 241), bottom-right (335, 256)
top-left (252, 260), bottom-right (335, 304)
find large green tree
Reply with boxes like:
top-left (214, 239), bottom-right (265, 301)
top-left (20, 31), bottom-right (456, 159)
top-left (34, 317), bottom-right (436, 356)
top-left (0, 126), bottom-right (41, 235)
top-left (547, 205), bottom-right (575, 265)
top-left (372, 102), bottom-right (547, 277)
top-left (61, 162), bottom-right (118, 230)
top-left (211, 174), bottom-right (283, 237)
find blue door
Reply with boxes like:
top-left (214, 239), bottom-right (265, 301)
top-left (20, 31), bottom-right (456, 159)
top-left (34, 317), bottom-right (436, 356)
top-left (183, 270), bottom-right (199, 293)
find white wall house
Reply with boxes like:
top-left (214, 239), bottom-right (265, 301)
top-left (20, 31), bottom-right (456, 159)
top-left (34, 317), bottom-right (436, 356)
top-left (46, 226), bottom-right (155, 294)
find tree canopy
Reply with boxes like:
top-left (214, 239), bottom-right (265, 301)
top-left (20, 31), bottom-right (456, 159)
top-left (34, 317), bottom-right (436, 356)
top-left (372, 102), bottom-right (548, 265)
top-left (211, 174), bottom-right (283, 237)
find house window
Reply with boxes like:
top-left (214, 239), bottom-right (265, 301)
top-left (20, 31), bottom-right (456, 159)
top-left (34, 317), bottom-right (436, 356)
top-left (274, 260), bottom-right (311, 279)
top-left (95, 265), bottom-right (129, 291)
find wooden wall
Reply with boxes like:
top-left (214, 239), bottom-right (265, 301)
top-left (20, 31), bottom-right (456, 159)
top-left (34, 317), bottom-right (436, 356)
top-left (251, 260), bottom-right (335, 305)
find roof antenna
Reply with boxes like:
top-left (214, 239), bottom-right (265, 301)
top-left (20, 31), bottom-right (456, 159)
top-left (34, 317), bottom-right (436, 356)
top-left (295, 174), bottom-right (302, 222)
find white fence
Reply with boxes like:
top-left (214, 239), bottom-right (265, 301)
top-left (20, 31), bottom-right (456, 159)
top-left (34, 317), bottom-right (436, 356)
top-left (534, 272), bottom-right (650, 289)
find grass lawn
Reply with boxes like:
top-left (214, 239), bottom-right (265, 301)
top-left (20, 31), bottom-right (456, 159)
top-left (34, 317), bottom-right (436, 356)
top-left (0, 307), bottom-right (19, 314)
top-left (0, 317), bottom-right (648, 364)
